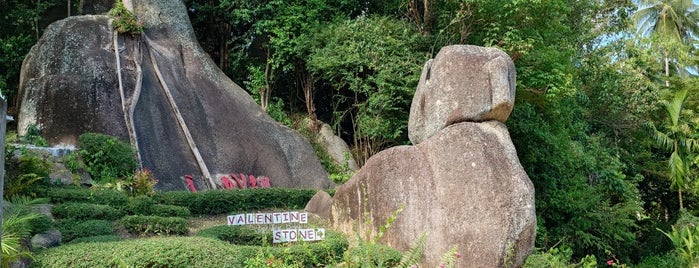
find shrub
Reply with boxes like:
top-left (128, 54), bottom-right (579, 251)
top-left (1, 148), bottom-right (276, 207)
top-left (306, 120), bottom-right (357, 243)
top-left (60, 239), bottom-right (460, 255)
top-left (56, 219), bottom-right (115, 242)
top-left (78, 132), bottom-right (138, 182)
top-left (343, 242), bottom-right (403, 267)
top-left (28, 214), bottom-right (53, 236)
top-left (109, 0), bottom-right (144, 35)
top-left (46, 187), bottom-right (128, 208)
top-left (196, 225), bottom-right (268, 246)
top-left (51, 202), bottom-right (123, 220)
top-left (126, 196), bottom-right (191, 217)
top-left (120, 215), bottom-right (188, 236)
top-left (32, 233), bottom-right (348, 267)
top-left (153, 188), bottom-right (317, 215)
top-left (151, 204), bottom-right (191, 218)
top-left (18, 154), bottom-right (51, 178)
top-left (69, 235), bottom-right (122, 244)
top-left (127, 169), bottom-right (158, 196)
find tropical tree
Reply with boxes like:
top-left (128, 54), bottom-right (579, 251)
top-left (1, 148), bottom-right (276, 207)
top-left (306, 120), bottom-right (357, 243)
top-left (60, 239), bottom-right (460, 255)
top-left (650, 89), bottom-right (699, 210)
top-left (633, 0), bottom-right (699, 86)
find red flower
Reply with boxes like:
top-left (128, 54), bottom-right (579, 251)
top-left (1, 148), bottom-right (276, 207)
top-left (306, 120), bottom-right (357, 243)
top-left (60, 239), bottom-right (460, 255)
top-left (606, 259), bottom-right (614, 266)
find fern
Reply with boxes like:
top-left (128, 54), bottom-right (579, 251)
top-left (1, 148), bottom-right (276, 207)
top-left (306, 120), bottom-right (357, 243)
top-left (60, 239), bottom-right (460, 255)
top-left (396, 233), bottom-right (427, 268)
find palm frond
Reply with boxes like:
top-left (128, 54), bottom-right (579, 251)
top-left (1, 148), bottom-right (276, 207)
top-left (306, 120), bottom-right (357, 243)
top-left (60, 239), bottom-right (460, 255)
top-left (396, 233), bottom-right (427, 268)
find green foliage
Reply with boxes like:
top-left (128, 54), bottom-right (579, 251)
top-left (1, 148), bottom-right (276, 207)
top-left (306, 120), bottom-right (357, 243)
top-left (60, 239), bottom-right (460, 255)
top-left (5, 153), bottom-right (52, 198)
top-left (69, 235), bottom-right (122, 244)
top-left (51, 202), bottom-right (123, 221)
top-left (153, 188), bottom-right (316, 215)
top-left (342, 242), bottom-right (403, 267)
top-left (32, 234), bottom-right (347, 267)
top-left (396, 233), bottom-right (427, 268)
top-left (120, 215), bottom-right (188, 236)
top-left (128, 195), bottom-right (190, 217)
top-left (523, 247), bottom-right (597, 268)
top-left (78, 133), bottom-right (138, 183)
top-left (196, 225), bottom-right (269, 246)
top-left (22, 124), bottom-right (48, 146)
top-left (635, 253), bottom-right (683, 268)
top-left (109, 0), bottom-right (143, 35)
top-left (308, 16), bottom-right (426, 163)
top-left (125, 169), bottom-right (158, 197)
top-left (46, 187), bottom-right (129, 208)
top-left (55, 219), bottom-right (115, 243)
top-left (658, 211), bottom-right (699, 267)
top-left (2, 196), bottom-right (48, 266)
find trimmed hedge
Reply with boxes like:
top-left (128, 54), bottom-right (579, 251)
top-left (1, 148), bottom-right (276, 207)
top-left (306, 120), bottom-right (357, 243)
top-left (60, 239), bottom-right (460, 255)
top-left (32, 233), bottom-right (348, 267)
top-left (56, 219), bottom-right (114, 242)
top-left (196, 225), bottom-right (269, 246)
top-left (127, 196), bottom-right (191, 218)
top-left (51, 203), bottom-right (123, 220)
top-left (46, 188), bottom-right (128, 208)
top-left (69, 235), bottom-right (122, 244)
top-left (153, 188), bottom-right (317, 215)
top-left (120, 215), bottom-right (188, 236)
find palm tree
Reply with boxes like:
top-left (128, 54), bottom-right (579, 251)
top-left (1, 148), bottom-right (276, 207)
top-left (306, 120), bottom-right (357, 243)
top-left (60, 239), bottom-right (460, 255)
top-left (651, 89), bottom-right (699, 210)
top-left (633, 0), bottom-right (699, 86)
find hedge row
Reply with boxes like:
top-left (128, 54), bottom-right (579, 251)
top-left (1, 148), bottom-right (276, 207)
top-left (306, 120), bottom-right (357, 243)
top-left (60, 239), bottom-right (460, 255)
top-left (127, 196), bottom-right (191, 218)
top-left (196, 225), bottom-right (269, 246)
top-left (45, 188), bottom-right (128, 208)
top-left (121, 215), bottom-right (188, 236)
top-left (32, 233), bottom-right (348, 267)
top-left (153, 188), bottom-right (318, 215)
top-left (51, 202), bottom-right (123, 221)
top-left (56, 219), bottom-right (114, 242)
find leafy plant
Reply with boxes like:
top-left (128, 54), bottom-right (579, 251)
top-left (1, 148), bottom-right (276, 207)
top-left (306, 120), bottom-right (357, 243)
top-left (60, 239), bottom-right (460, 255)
top-left (120, 215), bottom-right (188, 236)
top-left (126, 169), bottom-right (158, 197)
top-left (659, 211), bottom-right (699, 267)
top-left (56, 219), bottom-right (115, 242)
top-left (78, 133), bottom-right (138, 183)
top-left (109, 0), bottom-right (143, 35)
top-left (51, 202), bottom-right (123, 221)
top-left (2, 196), bottom-right (49, 267)
top-left (22, 124), bottom-right (48, 147)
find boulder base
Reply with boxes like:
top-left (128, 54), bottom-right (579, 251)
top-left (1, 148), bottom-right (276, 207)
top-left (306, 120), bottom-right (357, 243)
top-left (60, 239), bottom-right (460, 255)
top-left (332, 121), bottom-right (535, 268)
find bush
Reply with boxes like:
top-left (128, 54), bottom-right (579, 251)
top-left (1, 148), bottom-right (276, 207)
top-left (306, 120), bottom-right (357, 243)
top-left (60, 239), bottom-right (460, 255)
top-left (343, 243), bottom-right (403, 267)
top-left (127, 169), bottom-right (158, 196)
top-left (635, 254), bottom-right (682, 268)
top-left (32, 233), bottom-right (348, 267)
top-left (196, 225), bottom-right (268, 246)
top-left (56, 219), bottom-right (115, 242)
top-left (51, 202), bottom-right (123, 220)
top-left (153, 188), bottom-right (317, 215)
top-left (127, 196), bottom-right (191, 218)
top-left (109, 0), bottom-right (144, 35)
top-left (151, 205), bottom-right (191, 218)
top-left (28, 214), bottom-right (53, 236)
top-left (18, 154), bottom-right (51, 178)
top-left (78, 132), bottom-right (138, 182)
top-left (46, 187), bottom-right (128, 208)
top-left (120, 215), bottom-right (188, 236)
top-left (69, 235), bottom-right (122, 244)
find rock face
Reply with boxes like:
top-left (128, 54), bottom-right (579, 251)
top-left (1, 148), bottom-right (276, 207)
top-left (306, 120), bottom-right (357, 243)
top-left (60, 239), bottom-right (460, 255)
top-left (318, 123), bottom-right (359, 171)
top-left (304, 190), bottom-right (333, 218)
top-left (408, 45), bottom-right (516, 145)
top-left (332, 122), bottom-right (535, 267)
top-left (18, 0), bottom-right (333, 190)
top-left (332, 45), bottom-right (535, 267)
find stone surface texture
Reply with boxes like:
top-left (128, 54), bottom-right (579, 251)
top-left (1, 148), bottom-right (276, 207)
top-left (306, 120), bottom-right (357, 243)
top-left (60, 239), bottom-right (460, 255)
top-left (318, 123), bottom-right (359, 171)
top-left (332, 122), bottom-right (535, 267)
top-left (304, 190), bottom-right (333, 219)
top-left (18, 0), bottom-right (332, 190)
top-left (408, 45), bottom-right (516, 145)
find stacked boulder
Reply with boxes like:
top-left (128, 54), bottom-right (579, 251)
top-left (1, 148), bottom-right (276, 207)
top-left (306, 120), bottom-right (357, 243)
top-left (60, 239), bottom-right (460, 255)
top-left (331, 45), bottom-right (536, 267)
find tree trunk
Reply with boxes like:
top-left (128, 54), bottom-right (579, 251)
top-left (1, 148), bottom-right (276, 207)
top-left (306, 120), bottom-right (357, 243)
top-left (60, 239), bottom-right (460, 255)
top-left (664, 54), bottom-right (670, 87)
top-left (260, 48), bottom-right (273, 112)
top-left (301, 70), bottom-right (318, 131)
top-left (67, 0), bottom-right (71, 16)
top-left (679, 188), bottom-right (684, 211)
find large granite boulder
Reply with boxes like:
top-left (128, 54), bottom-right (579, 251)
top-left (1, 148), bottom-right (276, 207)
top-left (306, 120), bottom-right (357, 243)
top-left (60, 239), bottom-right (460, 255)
top-left (318, 122), bottom-right (359, 171)
top-left (408, 45), bottom-right (516, 145)
top-left (332, 121), bottom-right (536, 267)
top-left (18, 0), bottom-right (332, 190)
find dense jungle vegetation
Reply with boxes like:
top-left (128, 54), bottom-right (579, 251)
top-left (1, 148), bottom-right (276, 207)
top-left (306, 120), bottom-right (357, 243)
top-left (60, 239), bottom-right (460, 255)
top-left (4, 0), bottom-right (699, 266)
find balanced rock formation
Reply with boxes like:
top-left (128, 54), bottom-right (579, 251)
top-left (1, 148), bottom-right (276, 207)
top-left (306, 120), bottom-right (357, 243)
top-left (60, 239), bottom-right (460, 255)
top-left (408, 45), bottom-right (516, 145)
top-left (332, 45), bottom-right (535, 267)
top-left (18, 0), bottom-right (332, 190)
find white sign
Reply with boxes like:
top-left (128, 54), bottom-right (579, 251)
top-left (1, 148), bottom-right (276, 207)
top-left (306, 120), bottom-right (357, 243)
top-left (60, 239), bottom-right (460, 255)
top-left (227, 212), bottom-right (308, 226)
top-left (273, 228), bottom-right (325, 243)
